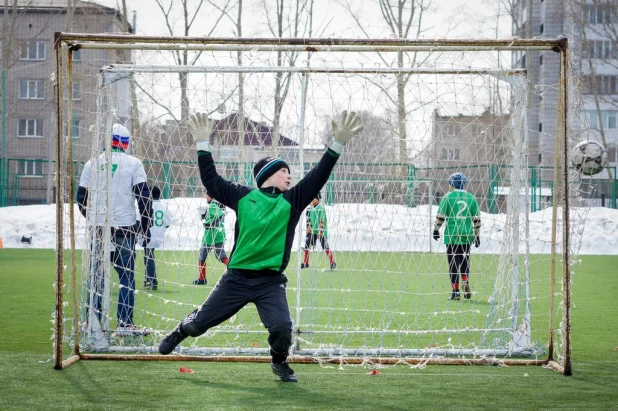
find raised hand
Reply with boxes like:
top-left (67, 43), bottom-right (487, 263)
top-left (332, 111), bottom-right (363, 145)
top-left (188, 112), bottom-right (215, 144)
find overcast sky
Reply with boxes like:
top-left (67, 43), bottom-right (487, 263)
top-left (92, 0), bottom-right (507, 39)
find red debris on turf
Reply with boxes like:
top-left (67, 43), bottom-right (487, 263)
top-left (366, 369), bottom-right (381, 375)
top-left (179, 367), bottom-right (194, 373)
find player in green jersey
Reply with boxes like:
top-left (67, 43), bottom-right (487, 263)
top-left (193, 193), bottom-right (229, 285)
top-left (433, 172), bottom-right (481, 300)
top-left (301, 192), bottom-right (336, 269)
top-left (159, 111), bottom-right (363, 382)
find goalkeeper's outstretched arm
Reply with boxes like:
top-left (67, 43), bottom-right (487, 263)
top-left (190, 113), bottom-right (250, 210)
top-left (287, 111), bottom-right (363, 211)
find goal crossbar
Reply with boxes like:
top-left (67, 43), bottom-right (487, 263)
top-left (58, 32), bottom-right (566, 51)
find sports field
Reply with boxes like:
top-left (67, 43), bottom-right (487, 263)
top-left (1, 249), bottom-right (617, 410)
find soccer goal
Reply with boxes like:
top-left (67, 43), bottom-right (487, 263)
top-left (54, 34), bottom-right (576, 374)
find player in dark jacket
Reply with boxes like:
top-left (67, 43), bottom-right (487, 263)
top-left (159, 111), bottom-right (363, 382)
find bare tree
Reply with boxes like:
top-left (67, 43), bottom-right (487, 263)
top-left (339, 0), bottom-right (434, 175)
top-left (258, 0), bottom-right (322, 155)
top-left (154, 0), bottom-right (235, 123)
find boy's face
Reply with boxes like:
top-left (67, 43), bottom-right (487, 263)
top-left (206, 194), bottom-right (213, 203)
top-left (263, 167), bottom-right (292, 191)
top-left (311, 198), bottom-right (319, 206)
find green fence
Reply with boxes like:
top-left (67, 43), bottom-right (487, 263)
top-left (1, 158), bottom-right (616, 212)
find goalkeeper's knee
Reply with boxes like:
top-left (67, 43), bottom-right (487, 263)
top-left (267, 323), bottom-right (293, 353)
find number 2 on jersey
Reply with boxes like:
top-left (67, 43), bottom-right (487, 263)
top-left (456, 200), bottom-right (468, 218)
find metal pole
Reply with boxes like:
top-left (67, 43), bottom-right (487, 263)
top-left (1, 69), bottom-right (6, 207)
top-left (294, 73), bottom-right (308, 350)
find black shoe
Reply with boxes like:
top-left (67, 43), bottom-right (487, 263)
top-left (271, 361), bottom-right (298, 382)
top-left (159, 324), bottom-right (188, 355)
top-left (300, 263), bottom-right (308, 269)
top-left (144, 281), bottom-right (158, 291)
top-left (462, 282), bottom-right (471, 299)
top-left (193, 279), bottom-right (207, 285)
top-left (450, 292), bottom-right (461, 301)
top-left (330, 262), bottom-right (337, 270)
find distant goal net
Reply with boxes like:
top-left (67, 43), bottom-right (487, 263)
top-left (54, 34), bottom-right (575, 374)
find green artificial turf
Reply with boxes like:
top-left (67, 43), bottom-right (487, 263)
top-left (0, 249), bottom-right (617, 410)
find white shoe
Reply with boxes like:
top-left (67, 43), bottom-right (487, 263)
top-left (114, 325), bottom-right (151, 337)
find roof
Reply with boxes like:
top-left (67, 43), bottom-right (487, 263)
top-left (211, 113), bottom-right (298, 147)
top-left (3, 0), bottom-right (116, 13)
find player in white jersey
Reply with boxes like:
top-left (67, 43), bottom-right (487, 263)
top-left (140, 186), bottom-right (172, 290)
top-left (77, 124), bottom-right (152, 336)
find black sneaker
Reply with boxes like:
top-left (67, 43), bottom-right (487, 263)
top-left (144, 281), bottom-right (158, 291)
top-left (193, 279), bottom-right (207, 285)
top-left (462, 282), bottom-right (471, 299)
top-left (271, 361), bottom-right (298, 382)
top-left (330, 262), bottom-right (337, 270)
top-left (300, 263), bottom-right (308, 269)
top-left (159, 324), bottom-right (188, 355)
top-left (450, 292), bottom-right (461, 301)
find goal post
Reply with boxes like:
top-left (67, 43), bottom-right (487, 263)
top-left (54, 34), bottom-right (574, 373)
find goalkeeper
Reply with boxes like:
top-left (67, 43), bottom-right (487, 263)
top-left (159, 110), bottom-right (363, 383)
top-left (301, 193), bottom-right (336, 270)
top-left (193, 193), bottom-right (229, 285)
top-left (432, 172), bottom-right (481, 300)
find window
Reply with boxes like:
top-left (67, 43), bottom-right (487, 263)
top-left (442, 123), bottom-right (460, 137)
top-left (73, 49), bottom-right (82, 62)
top-left (440, 148), bottom-right (460, 160)
top-left (586, 110), bottom-right (618, 129)
top-left (597, 76), bottom-right (617, 94)
top-left (20, 41), bottom-right (46, 60)
top-left (538, 153), bottom-right (542, 163)
top-left (220, 146), bottom-right (237, 159)
top-left (18, 159), bottom-right (43, 177)
top-left (540, 23), bottom-right (544, 34)
top-left (539, 55), bottom-right (543, 65)
top-left (539, 123), bottom-right (542, 132)
top-left (72, 82), bottom-right (81, 100)
top-left (607, 112), bottom-right (617, 129)
top-left (586, 5), bottom-right (614, 24)
top-left (18, 119), bottom-right (43, 137)
top-left (19, 80), bottom-right (44, 99)
top-left (63, 82), bottom-right (81, 100)
top-left (585, 40), bottom-right (613, 59)
top-left (583, 75), bottom-right (618, 95)
top-left (608, 147), bottom-right (617, 163)
top-left (63, 119), bottom-right (81, 139)
top-left (587, 110), bottom-right (599, 128)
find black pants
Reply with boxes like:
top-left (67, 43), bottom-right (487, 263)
top-left (303, 233), bottom-right (330, 250)
top-left (181, 269), bottom-right (293, 357)
top-left (446, 243), bottom-right (470, 288)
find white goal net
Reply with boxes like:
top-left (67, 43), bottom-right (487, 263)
top-left (54, 35), bottom-right (576, 372)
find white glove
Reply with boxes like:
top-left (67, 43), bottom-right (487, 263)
top-left (329, 111), bottom-right (363, 154)
top-left (189, 112), bottom-right (214, 151)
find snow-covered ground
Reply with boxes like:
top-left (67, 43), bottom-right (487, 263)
top-left (0, 199), bottom-right (617, 255)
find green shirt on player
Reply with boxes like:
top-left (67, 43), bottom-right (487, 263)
top-left (308, 202), bottom-right (328, 237)
top-left (436, 189), bottom-right (480, 245)
top-left (201, 202), bottom-right (226, 246)
top-left (197, 148), bottom-right (339, 274)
